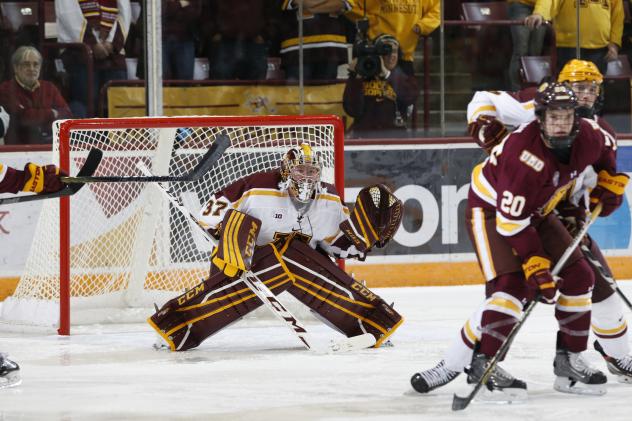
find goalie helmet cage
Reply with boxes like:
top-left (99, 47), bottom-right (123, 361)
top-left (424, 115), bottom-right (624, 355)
top-left (2, 115), bottom-right (344, 335)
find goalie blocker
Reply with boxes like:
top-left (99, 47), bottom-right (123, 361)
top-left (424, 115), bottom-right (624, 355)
top-left (148, 211), bottom-right (403, 351)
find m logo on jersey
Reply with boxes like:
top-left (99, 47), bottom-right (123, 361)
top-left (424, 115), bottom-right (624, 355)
top-left (519, 150), bottom-right (544, 172)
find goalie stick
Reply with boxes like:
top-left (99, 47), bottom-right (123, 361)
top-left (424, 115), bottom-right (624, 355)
top-left (61, 134), bottom-right (230, 184)
top-left (0, 148), bottom-right (103, 205)
top-left (137, 162), bottom-right (376, 353)
top-left (452, 203), bottom-right (603, 411)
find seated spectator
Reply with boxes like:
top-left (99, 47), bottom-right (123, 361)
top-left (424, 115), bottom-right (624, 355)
top-left (280, 0), bottom-right (351, 81)
top-left (56, 0), bottom-right (132, 117)
top-left (162, 0), bottom-right (201, 80)
top-left (0, 46), bottom-right (72, 145)
top-left (343, 34), bottom-right (418, 136)
top-left (201, 1), bottom-right (279, 80)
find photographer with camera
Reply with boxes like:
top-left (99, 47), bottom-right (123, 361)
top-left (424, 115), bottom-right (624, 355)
top-left (343, 33), bottom-right (418, 136)
top-left (345, 0), bottom-right (440, 76)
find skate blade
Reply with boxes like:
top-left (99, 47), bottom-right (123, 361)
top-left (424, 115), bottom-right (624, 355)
top-left (0, 372), bottom-right (22, 389)
top-left (553, 376), bottom-right (607, 396)
top-left (475, 386), bottom-right (528, 404)
top-left (615, 374), bottom-right (632, 384)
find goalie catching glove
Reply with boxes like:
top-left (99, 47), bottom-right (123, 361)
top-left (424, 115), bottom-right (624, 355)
top-left (589, 170), bottom-right (629, 217)
top-left (468, 115), bottom-right (508, 154)
top-left (212, 209), bottom-right (261, 277)
top-left (341, 184), bottom-right (403, 252)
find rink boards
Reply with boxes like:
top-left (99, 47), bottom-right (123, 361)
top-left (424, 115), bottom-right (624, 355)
top-left (1, 141), bottom-right (632, 295)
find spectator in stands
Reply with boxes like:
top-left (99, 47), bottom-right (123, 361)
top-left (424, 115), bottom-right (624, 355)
top-left (201, 1), bottom-right (280, 80)
top-left (162, 0), bottom-right (201, 80)
top-left (280, 0), bottom-right (352, 81)
top-left (55, 0), bottom-right (132, 117)
top-left (508, 0), bottom-right (549, 90)
top-left (0, 46), bottom-right (72, 145)
top-left (527, 0), bottom-right (623, 74)
top-left (345, 0), bottom-right (440, 76)
top-left (343, 34), bottom-right (418, 136)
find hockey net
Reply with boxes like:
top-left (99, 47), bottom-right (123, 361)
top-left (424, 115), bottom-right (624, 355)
top-left (1, 115), bottom-right (344, 334)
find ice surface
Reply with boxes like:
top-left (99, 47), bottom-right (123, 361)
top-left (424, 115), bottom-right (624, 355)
top-left (1, 283), bottom-right (631, 420)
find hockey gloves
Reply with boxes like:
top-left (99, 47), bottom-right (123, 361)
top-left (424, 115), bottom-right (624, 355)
top-left (21, 163), bottom-right (65, 194)
top-left (344, 184), bottom-right (403, 251)
top-left (589, 170), bottom-right (629, 217)
top-left (522, 255), bottom-right (558, 304)
top-left (468, 115), bottom-right (508, 154)
top-left (557, 202), bottom-right (588, 239)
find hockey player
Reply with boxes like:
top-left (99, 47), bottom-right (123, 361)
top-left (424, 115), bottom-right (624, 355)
top-left (412, 81), bottom-right (628, 397)
top-left (0, 160), bottom-right (66, 388)
top-left (411, 60), bottom-right (632, 396)
top-left (148, 143), bottom-right (404, 351)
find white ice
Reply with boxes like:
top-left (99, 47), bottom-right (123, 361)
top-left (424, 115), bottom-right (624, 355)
top-left (1, 283), bottom-right (632, 421)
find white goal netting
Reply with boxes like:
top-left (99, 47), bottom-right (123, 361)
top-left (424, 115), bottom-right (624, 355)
top-left (1, 116), bottom-right (342, 331)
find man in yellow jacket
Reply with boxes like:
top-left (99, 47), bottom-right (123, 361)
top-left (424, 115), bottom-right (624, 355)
top-left (345, 0), bottom-right (440, 75)
top-left (525, 0), bottom-right (623, 74)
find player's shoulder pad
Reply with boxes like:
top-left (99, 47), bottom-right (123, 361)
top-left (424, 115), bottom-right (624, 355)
top-left (222, 170), bottom-right (283, 201)
top-left (319, 182), bottom-right (340, 196)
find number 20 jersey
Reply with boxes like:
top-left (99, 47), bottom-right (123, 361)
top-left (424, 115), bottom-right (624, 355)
top-left (469, 118), bottom-right (617, 243)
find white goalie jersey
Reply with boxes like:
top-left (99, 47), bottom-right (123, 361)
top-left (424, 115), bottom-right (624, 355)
top-left (198, 169), bottom-right (365, 259)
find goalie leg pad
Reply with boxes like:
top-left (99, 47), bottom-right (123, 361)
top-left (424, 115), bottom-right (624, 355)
top-left (148, 245), bottom-right (292, 351)
top-left (279, 239), bottom-right (403, 346)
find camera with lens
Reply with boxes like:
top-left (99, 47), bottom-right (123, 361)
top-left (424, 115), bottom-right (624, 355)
top-left (352, 19), bottom-right (392, 79)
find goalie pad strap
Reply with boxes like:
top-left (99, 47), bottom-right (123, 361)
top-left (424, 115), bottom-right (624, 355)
top-left (213, 209), bottom-right (261, 277)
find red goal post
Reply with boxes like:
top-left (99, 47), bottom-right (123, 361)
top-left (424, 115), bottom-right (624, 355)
top-left (2, 115), bottom-right (344, 335)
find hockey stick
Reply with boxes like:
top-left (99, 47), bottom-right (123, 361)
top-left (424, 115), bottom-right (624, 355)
top-left (452, 203), bottom-right (603, 411)
top-left (0, 148), bottom-right (103, 205)
top-left (580, 243), bottom-right (632, 311)
top-left (137, 162), bottom-right (375, 353)
top-left (61, 134), bottom-right (230, 184)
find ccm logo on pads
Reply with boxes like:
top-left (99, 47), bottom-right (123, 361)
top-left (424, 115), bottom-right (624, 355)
top-left (519, 150), bottom-right (544, 172)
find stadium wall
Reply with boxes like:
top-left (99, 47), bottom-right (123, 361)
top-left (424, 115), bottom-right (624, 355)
top-left (1, 139), bottom-right (632, 298)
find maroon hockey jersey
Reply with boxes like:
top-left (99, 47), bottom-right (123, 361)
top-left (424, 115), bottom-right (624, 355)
top-left (469, 118), bottom-right (617, 260)
top-left (0, 164), bottom-right (26, 194)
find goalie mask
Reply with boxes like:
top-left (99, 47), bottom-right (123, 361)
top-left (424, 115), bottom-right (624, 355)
top-left (281, 143), bottom-right (322, 204)
top-left (535, 82), bottom-right (579, 151)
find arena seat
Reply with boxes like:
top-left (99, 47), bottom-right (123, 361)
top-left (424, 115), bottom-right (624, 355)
top-left (520, 56), bottom-right (552, 86)
top-left (460, 2), bottom-right (508, 21)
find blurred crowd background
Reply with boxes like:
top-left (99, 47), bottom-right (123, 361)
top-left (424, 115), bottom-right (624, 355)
top-left (0, 0), bottom-right (631, 144)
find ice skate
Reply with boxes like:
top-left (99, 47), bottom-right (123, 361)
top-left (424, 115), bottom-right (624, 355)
top-left (0, 354), bottom-right (21, 389)
top-left (410, 360), bottom-right (460, 393)
top-left (594, 340), bottom-right (632, 384)
top-left (466, 353), bottom-right (528, 403)
top-left (553, 348), bottom-right (607, 395)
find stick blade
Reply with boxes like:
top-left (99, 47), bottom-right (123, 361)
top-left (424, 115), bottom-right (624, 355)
top-left (451, 393), bottom-right (471, 411)
top-left (0, 148), bottom-right (103, 205)
top-left (187, 134), bottom-right (231, 181)
top-left (67, 148), bottom-right (103, 194)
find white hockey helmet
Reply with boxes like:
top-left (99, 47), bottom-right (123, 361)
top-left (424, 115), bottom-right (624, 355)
top-left (281, 143), bottom-right (322, 203)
